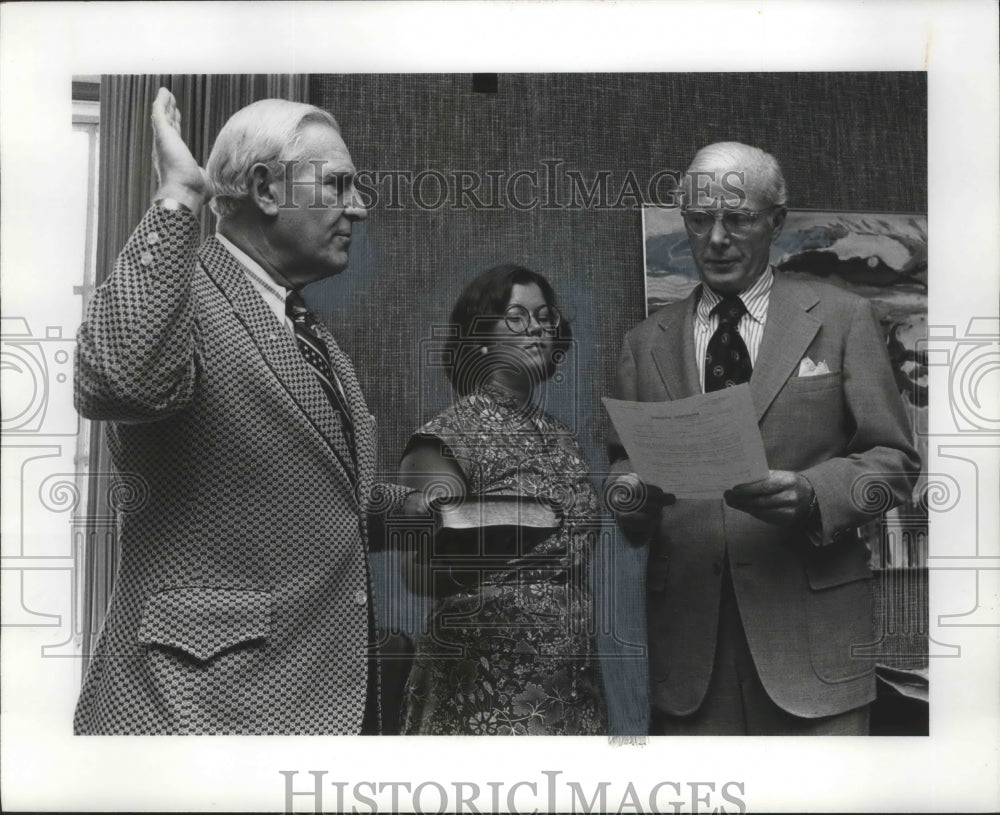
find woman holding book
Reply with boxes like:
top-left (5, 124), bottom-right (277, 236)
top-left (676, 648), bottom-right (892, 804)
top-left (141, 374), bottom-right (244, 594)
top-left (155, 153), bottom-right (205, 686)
top-left (397, 264), bottom-right (607, 735)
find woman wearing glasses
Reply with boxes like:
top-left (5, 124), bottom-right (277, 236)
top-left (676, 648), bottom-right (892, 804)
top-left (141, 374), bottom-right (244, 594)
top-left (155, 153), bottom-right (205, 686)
top-left (397, 264), bottom-right (606, 735)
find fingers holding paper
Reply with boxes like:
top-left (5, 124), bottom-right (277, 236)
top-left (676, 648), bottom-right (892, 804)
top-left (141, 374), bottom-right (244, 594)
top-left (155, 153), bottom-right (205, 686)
top-left (605, 472), bottom-right (675, 543)
top-left (606, 467), bottom-right (814, 531)
top-left (724, 469), bottom-right (815, 527)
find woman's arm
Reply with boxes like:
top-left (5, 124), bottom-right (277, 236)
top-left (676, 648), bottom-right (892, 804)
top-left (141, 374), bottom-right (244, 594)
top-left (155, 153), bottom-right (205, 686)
top-left (398, 437), bottom-right (474, 596)
top-left (398, 436), bottom-right (468, 500)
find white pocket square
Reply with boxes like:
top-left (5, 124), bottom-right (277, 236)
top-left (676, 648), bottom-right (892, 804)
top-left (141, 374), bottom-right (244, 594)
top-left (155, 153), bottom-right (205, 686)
top-left (798, 357), bottom-right (831, 377)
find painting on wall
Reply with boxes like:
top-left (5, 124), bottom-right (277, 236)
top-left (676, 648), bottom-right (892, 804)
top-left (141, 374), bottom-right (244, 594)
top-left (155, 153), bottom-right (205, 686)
top-left (642, 207), bottom-right (929, 570)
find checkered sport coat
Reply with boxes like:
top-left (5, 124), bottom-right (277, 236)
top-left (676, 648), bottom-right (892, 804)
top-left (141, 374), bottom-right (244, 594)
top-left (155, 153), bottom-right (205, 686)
top-left (74, 205), bottom-right (408, 734)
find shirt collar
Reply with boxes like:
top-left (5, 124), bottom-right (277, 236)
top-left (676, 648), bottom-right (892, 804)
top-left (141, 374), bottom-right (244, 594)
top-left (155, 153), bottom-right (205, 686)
top-left (215, 231), bottom-right (289, 322)
top-left (696, 266), bottom-right (774, 324)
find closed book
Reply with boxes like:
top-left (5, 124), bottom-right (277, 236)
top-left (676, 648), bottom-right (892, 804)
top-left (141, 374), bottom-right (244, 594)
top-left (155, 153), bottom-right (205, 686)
top-left (429, 495), bottom-right (560, 564)
top-left (430, 494), bottom-right (560, 531)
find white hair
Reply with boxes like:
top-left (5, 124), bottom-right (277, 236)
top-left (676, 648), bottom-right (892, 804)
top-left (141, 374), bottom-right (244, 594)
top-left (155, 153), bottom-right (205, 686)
top-left (681, 141), bottom-right (787, 208)
top-left (206, 99), bottom-right (340, 220)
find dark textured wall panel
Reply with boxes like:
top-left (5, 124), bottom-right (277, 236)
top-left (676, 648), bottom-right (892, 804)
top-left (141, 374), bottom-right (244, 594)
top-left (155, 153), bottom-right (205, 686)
top-left (306, 72), bottom-right (926, 478)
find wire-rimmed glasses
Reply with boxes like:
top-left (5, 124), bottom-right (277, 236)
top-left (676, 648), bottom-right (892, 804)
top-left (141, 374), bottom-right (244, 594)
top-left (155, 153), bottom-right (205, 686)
top-left (680, 205), bottom-right (780, 237)
top-left (503, 304), bottom-right (561, 334)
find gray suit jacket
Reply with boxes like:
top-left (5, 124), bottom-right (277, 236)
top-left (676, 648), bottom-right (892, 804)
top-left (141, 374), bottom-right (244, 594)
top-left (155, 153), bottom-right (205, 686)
top-left (610, 273), bottom-right (920, 718)
top-left (74, 206), bottom-right (408, 734)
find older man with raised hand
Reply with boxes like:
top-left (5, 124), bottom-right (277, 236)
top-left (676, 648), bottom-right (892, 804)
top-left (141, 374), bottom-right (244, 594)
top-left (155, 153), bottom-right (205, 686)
top-left (74, 89), bottom-right (415, 734)
top-left (607, 142), bottom-right (920, 735)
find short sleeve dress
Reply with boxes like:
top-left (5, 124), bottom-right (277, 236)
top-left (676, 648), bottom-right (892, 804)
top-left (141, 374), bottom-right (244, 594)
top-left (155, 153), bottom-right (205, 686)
top-left (400, 383), bottom-right (607, 735)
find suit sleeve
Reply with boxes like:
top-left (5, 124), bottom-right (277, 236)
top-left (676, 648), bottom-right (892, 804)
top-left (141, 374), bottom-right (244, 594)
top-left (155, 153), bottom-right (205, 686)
top-left (801, 298), bottom-right (921, 545)
top-left (370, 482), bottom-right (416, 513)
top-left (607, 330), bottom-right (638, 477)
top-left (75, 206), bottom-right (202, 423)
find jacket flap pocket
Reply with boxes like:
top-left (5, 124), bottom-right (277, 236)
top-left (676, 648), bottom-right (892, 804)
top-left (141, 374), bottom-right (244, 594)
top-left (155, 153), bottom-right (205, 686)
top-left (804, 541), bottom-right (872, 590)
top-left (137, 588), bottom-right (272, 661)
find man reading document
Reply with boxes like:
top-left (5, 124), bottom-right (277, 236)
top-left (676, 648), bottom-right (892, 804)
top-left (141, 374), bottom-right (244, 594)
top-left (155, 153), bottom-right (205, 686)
top-left (606, 142), bottom-right (920, 735)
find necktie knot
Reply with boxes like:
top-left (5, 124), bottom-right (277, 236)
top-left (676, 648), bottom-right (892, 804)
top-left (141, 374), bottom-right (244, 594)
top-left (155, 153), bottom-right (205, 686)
top-left (712, 295), bottom-right (747, 325)
top-left (285, 291), bottom-right (312, 325)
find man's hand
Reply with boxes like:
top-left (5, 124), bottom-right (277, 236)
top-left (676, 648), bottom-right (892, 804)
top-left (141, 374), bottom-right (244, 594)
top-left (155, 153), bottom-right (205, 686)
top-left (605, 472), bottom-right (675, 542)
top-left (396, 489), bottom-right (434, 519)
top-left (724, 470), bottom-right (814, 526)
top-left (151, 88), bottom-right (211, 213)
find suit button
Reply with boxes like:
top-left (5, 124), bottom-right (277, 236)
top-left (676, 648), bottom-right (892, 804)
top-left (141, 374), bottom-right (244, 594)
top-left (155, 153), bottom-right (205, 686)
top-left (139, 251), bottom-right (153, 266)
top-left (354, 589), bottom-right (367, 605)
top-left (712, 562), bottom-right (722, 576)
top-left (146, 231), bottom-right (160, 245)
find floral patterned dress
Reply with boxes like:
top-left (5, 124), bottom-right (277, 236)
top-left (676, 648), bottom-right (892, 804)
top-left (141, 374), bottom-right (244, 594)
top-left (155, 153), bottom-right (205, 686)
top-left (400, 384), bottom-right (607, 735)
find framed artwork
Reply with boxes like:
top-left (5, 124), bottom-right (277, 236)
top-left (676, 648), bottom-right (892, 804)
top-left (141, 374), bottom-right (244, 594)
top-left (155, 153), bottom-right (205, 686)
top-left (644, 207), bottom-right (926, 314)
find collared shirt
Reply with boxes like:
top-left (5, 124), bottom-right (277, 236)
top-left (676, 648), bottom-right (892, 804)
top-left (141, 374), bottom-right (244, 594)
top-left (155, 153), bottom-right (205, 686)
top-left (694, 266), bottom-right (774, 392)
top-left (215, 232), bottom-right (353, 411)
top-left (215, 232), bottom-right (293, 335)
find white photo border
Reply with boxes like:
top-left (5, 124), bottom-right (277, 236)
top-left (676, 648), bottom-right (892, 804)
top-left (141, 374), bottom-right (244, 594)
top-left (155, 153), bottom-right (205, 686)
top-left (1, 2), bottom-right (997, 812)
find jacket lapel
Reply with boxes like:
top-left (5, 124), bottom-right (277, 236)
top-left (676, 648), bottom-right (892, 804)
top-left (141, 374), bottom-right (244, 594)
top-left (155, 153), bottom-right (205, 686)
top-left (650, 291), bottom-right (702, 400)
top-left (197, 238), bottom-right (359, 493)
top-left (751, 273), bottom-right (821, 421)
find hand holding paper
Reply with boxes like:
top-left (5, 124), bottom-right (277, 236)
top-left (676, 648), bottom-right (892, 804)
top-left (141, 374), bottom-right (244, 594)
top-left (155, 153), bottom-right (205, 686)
top-left (604, 472), bottom-right (675, 542)
top-left (724, 470), bottom-right (815, 526)
top-left (603, 383), bottom-right (769, 499)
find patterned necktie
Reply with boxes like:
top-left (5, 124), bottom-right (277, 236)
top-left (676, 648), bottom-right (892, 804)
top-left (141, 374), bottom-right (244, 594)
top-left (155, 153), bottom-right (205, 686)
top-left (285, 291), bottom-right (356, 455)
top-left (705, 295), bottom-right (753, 392)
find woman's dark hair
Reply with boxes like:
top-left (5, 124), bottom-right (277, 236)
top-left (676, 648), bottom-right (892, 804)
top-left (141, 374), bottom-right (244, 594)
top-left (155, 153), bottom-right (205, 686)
top-left (444, 264), bottom-right (573, 396)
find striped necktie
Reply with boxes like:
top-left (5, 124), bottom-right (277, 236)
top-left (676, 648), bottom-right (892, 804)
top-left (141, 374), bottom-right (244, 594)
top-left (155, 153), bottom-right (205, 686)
top-left (705, 295), bottom-right (753, 392)
top-left (285, 291), bottom-right (356, 455)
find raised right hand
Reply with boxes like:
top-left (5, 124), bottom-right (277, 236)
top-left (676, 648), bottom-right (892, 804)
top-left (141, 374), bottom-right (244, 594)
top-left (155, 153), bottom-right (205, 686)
top-left (605, 472), bottom-right (674, 542)
top-left (150, 87), bottom-right (211, 212)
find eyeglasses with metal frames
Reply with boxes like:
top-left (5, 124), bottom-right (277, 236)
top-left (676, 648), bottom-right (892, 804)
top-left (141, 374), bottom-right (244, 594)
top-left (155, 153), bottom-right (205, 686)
top-left (680, 205), bottom-right (780, 237)
top-left (503, 304), bottom-right (562, 334)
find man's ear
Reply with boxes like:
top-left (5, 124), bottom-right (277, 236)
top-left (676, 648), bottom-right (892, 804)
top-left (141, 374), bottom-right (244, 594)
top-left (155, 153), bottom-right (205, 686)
top-left (249, 163), bottom-right (280, 216)
top-left (769, 205), bottom-right (788, 240)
